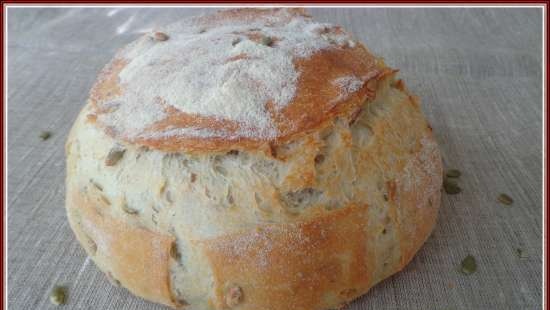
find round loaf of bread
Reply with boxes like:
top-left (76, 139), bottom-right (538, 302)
top-left (65, 8), bottom-right (443, 310)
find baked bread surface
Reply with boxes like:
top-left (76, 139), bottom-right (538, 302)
top-left (66, 8), bottom-right (443, 310)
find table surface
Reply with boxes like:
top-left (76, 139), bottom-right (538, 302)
top-left (7, 7), bottom-right (542, 310)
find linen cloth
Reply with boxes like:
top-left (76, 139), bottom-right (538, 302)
top-left (7, 7), bottom-right (542, 310)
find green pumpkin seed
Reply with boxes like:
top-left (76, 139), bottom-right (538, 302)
top-left (497, 193), bottom-right (513, 205)
top-left (122, 203), bottom-right (138, 215)
top-left (50, 286), bottom-right (66, 305)
top-left (100, 195), bottom-right (111, 206)
top-left (443, 179), bottom-right (462, 194)
top-left (39, 131), bottom-right (52, 141)
top-left (446, 169), bottom-right (461, 178)
top-left (516, 248), bottom-right (527, 259)
top-left (170, 243), bottom-right (181, 261)
top-left (460, 255), bottom-right (477, 275)
top-left (90, 179), bottom-right (103, 191)
top-left (105, 147), bottom-right (125, 166)
top-left (261, 36), bottom-right (273, 46)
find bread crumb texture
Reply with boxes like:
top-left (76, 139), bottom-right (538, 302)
top-left (66, 8), bottom-right (442, 310)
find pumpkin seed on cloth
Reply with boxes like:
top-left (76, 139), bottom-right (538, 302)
top-left (39, 131), bottom-right (52, 140)
top-left (443, 178), bottom-right (462, 194)
top-left (446, 169), bottom-right (461, 178)
top-left (50, 286), bottom-right (66, 305)
top-left (460, 255), bottom-right (477, 275)
top-left (516, 248), bottom-right (528, 259)
top-left (497, 193), bottom-right (513, 205)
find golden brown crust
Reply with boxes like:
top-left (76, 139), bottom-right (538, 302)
top-left (395, 148), bottom-right (442, 267)
top-left (134, 51), bottom-right (387, 155)
top-left (192, 86), bottom-right (443, 309)
top-left (67, 9), bottom-right (444, 310)
top-left (66, 73), bottom-right (443, 309)
top-left (201, 204), bottom-right (371, 310)
top-left (66, 189), bottom-right (184, 309)
top-left (87, 8), bottom-right (387, 154)
top-left (200, 191), bottom-right (440, 310)
top-left (66, 91), bottom-right (442, 310)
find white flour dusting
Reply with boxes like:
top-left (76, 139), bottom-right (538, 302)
top-left (331, 76), bottom-right (365, 104)
top-left (98, 9), bottom-right (356, 140)
top-left (137, 127), bottom-right (233, 140)
top-left (333, 76), bottom-right (364, 94)
top-left (400, 136), bottom-right (442, 208)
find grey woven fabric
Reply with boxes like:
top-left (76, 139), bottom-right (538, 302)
top-left (7, 7), bottom-right (542, 310)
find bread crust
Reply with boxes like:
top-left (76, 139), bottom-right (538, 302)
top-left (65, 138), bottom-right (441, 310)
top-left (202, 193), bottom-right (441, 310)
top-left (87, 8), bottom-right (387, 154)
top-left (65, 8), bottom-right (443, 310)
top-left (65, 186), bottom-right (185, 308)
